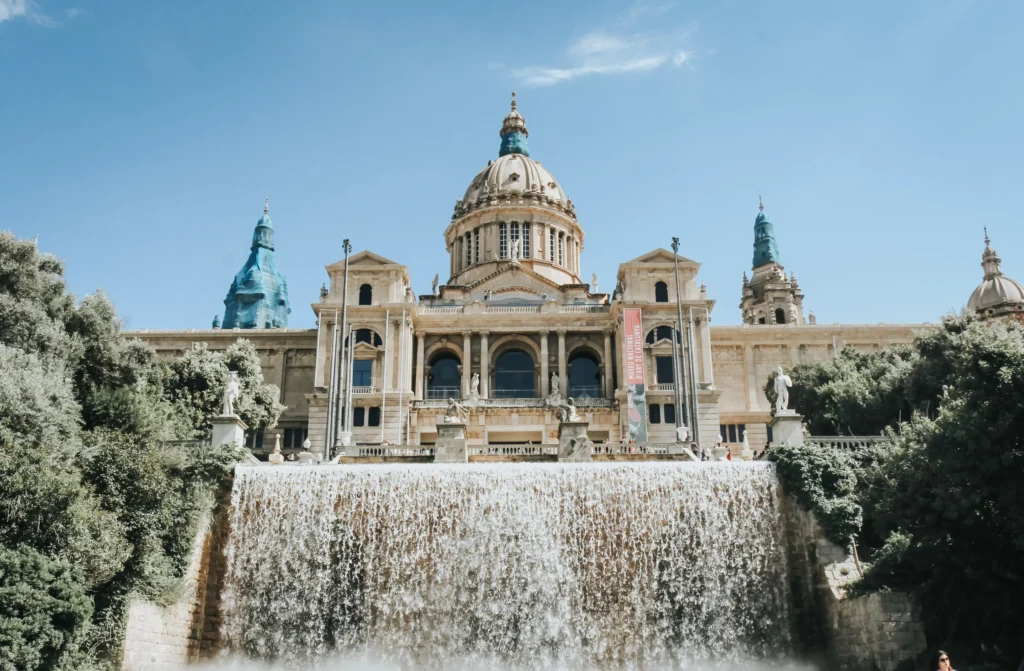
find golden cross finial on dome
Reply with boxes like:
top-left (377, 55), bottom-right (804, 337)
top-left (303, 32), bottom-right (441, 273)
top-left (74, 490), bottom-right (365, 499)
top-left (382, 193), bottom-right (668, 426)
top-left (758, 192), bottom-right (764, 212)
top-left (264, 197), bottom-right (270, 215)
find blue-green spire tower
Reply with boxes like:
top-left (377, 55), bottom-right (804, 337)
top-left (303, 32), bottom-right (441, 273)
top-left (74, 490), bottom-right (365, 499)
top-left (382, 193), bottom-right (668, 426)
top-left (220, 198), bottom-right (291, 329)
top-left (752, 194), bottom-right (781, 268)
top-left (498, 91), bottom-right (530, 157)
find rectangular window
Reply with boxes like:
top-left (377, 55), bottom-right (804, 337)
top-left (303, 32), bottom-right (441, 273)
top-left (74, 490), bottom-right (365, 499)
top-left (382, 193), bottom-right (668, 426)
top-left (510, 221), bottom-right (519, 247)
top-left (368, 407), bottom-right (381, 427)
top-left (474, 228), bottom-right (480, 263)
top-left (283, 426), bottom-right (309, 448)
top-left (558, 233), bottom-right (564, 266)
top-left (499, 223), bottom-right (508, 259)
top-left (728, 424), bottom-right (737, 443)
top-left (649, 403), bottom-right (661, 424)
top-left (738, 424), bottom-right (746, 442)
top-left (766, 424), bottom-right (774, 445)
top-left (352, 360), bottom-right (372, 387)
top-left (720, 424), bottom-right (728, 443)
top-left (664, 403), bottom-right (676, 425)
top-left (465, 232), bottom-right (472, 266)
top-left (549, 229), bottom-right (555, 261)
top-left (655, 356), bottom-right (675, 384)
top-left (522, 222), bottom-right (531, 259)
top-left (353, 407), bottom-right (365, 427)
top-left (245, 431), bottom-right (265, 449)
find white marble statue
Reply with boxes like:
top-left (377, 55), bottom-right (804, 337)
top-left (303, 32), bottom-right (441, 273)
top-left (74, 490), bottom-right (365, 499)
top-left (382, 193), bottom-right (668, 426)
top-left (556, 398), bottom-right (580, 423)
top-left (550, 372), bottom-right (560, 395)
top-left (431, 274), bottom-right (439, 297)
top-left (591, 272), bottom-right (599, 293)
top-left (742, 429), bottom-right (750, 448)
top-left (773, 365), bottom-right (793, 414)
top-left (469, 373), bottom-right (480, 400)
top-left (509, 237), bottom-right (521, 262)
top-left (222, 371), bottom-right (240, 416)
top-left (443, 398), bottom-right (468, 424)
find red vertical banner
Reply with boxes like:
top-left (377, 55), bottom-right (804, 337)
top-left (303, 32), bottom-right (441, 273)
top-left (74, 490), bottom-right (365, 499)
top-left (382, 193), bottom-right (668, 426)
top-left (622, 308), bottom-right (648, 442)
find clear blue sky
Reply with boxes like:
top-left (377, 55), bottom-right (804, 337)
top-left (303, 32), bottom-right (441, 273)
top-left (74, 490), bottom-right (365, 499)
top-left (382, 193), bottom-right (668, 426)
top-left (3, 0), bottom-right (1021, 329)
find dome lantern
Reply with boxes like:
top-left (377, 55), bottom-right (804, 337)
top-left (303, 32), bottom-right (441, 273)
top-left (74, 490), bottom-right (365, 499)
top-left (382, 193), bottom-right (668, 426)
top-left (968, 228), bottom-right (1024, 317)
top-left (498, 91), bottom-right (530, 157)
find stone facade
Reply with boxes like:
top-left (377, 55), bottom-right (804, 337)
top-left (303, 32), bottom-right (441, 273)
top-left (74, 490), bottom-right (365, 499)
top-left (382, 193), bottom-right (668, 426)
top-left (783, 496), bottom-right (926, 670)
top-left (124, 96), bottom-right (935, 456)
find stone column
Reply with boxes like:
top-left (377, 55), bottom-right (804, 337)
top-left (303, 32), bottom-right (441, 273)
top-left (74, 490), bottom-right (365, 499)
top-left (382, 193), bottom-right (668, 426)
top-left (700, 314), bottom-right (714, 386)
top-left (540, 331), bottom-right (550, 397)
top-left (461, 331), bottom-right (472, 397)
top-left (602, 330), bottom-right (613, 397)
top-left (557, 330), bottom-right (567, 396)
top-left (415, 331), bottom-right (426, 400)
top-left (480, 331), bottom-right (490, 399)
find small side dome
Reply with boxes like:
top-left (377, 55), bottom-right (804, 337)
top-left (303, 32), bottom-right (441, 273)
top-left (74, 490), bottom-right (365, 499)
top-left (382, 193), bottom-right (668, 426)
top-left (967, 228), bottom-right (1024, 315)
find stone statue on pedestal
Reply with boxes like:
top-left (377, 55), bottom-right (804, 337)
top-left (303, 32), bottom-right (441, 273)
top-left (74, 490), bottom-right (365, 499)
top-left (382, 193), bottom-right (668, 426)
top-left (443, 398), bottom-right (468, 424)
top-left (545, 372), bottom-right (564, 406)
top-left (773, 366), bottom-right (793, 414)
top-left (431, 274), bottom-right (439, 297)
top-left (468, 373), bottom-right (480, 401)
top-left (591, 273), bottom-right (599, 293)
top-left (222, 372), bottom-right (240, 417)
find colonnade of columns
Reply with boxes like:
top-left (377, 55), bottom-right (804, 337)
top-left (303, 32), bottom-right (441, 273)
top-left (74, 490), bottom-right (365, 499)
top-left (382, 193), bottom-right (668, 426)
top-left (411, 329), bottom-right (614, 401)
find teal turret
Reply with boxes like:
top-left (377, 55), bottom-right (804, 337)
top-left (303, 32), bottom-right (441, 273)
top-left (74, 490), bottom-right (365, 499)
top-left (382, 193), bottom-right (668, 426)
top-left (221, 199), bottom-right (291, 329)
top-left (752, 196), bottom-right (781, 269)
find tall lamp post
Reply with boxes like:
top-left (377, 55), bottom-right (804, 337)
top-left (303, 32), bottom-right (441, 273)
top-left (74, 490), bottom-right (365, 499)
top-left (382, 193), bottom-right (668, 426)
top-left (332, 239), bottom-right (353, 458)
top-left (671, 237), bottom-right (698, 446)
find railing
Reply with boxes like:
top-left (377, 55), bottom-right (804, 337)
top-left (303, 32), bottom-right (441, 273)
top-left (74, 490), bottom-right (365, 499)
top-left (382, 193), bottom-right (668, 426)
top-left (420, 306), bottom-right (465, 315)
top-left (491, 388), bottom-right (536, 399)
top-left (351, 386), bottom-right (375, 395)
top-left (568, 385), bottom-right (601, 398)
top-left (413, 397), bottom-right (616, 409)
top-left (652, 383), bottom-right (676, 391)
top-left (487, 305), bottom-right (541, 313)
top-left (426, 387), bottom-right (460, 399)
top-left (807, 436), bottom-right (891, 450)
top-left (592, 443), bottom-right (674, 456)
top-left (468, 444), bottom-right (558, 457)
top-left (356, 446), bottom-right (435, 458)
top-left (563, 305), bottom-right (610, 313)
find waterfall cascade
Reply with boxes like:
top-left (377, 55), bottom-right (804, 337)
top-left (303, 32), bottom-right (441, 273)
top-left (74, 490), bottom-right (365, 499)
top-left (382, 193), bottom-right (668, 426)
top-left (220, 462), bottom-right (795, 669)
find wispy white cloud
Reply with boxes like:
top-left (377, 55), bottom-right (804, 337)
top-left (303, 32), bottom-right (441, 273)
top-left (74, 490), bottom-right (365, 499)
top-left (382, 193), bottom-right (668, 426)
top-left (514, 28), bottom-right (692, 87)
top-left (0, 1), bottom-right (77, 27)
top-left (0, 0), bottom-right (29, 23)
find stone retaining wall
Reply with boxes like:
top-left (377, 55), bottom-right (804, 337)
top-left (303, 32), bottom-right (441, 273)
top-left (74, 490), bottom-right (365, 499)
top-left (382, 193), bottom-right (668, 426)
top-left (783, 496), bottom-right (926, 670)
top-left (121, 497), bottom-right (232, 669)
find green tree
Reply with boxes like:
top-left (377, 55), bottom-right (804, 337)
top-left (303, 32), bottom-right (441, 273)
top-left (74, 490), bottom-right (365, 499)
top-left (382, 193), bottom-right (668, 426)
top-left (770, 314), bottom-right (1024, 666)
top-left (166, 338), bottom-right (284, 439)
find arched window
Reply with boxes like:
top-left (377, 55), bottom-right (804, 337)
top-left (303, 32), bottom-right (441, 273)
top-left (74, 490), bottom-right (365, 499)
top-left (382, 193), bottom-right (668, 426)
top-left (352, 329), bottom-right (383, 347)
top-left (654, 281), bottom-right (669, 303)
top-left (568, 351), bottom-right (600, 398)
top-left (774, 308), bottom-right (786, 324)
top-left (645, 325), bottom-right (680, 345)
top-left (358, 284), bottom-right (372, 305)
top-left (493, 349), bottom-right (535, 398)
top-left (427, 351), bottom-right (461, 400)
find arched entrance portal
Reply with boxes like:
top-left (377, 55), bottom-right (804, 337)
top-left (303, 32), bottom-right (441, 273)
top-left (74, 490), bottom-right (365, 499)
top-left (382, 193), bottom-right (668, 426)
top-left (427, 352), bottom-right (461, 399)
top-left (493, 349), bottom-right (535, 398)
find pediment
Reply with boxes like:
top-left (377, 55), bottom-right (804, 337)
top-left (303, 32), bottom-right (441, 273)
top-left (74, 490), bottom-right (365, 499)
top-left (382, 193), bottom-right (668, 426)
top-left (467, 263), bottom-right (564, 297)
top-left (326, 250), bottom-right (403, 271)
top-left (625, 248), bottom-right (699, 267)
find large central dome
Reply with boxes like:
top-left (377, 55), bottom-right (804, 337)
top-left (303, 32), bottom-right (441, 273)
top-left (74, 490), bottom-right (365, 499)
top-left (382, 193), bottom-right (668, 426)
top-left (452, 92), bottom-right (575, 222)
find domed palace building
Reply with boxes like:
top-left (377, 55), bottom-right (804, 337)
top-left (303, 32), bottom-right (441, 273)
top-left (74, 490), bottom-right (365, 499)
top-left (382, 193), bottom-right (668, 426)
top-left (128, 95), bottom-right (1010, 458)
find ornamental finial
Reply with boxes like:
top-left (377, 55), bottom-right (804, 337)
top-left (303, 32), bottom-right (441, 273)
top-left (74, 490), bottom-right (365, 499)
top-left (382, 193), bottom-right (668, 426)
top-left (984, 226), bottom-right (990, 246)
top-left (264, 197), bottom-right (270, 215)
top-left (511, 90), bottom-right (517, 112)
top-left (758, 192), bottom-right (764, 212)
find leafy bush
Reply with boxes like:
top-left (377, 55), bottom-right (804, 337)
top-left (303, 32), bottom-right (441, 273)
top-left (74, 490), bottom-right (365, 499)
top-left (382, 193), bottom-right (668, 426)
top-left (0, 545), bottom-right (94, 671)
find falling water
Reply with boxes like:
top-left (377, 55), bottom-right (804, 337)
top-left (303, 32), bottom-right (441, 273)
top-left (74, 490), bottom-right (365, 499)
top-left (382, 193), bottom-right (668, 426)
top-left (220, 462), bottom-right (794, 669)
